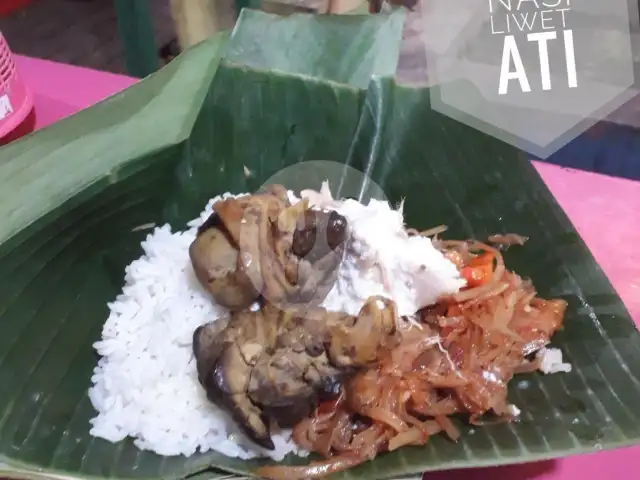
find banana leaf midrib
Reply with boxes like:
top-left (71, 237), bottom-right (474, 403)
top-left (222, 59), bottom-right (364, 90)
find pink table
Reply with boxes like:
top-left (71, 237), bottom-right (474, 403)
top-left (13, 55), bottom-right (640, 478)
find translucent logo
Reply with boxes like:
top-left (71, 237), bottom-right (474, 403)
top-left (423, 0), bottom-right (637, 158)
top-left (233, 160), bottom-right (388, 309)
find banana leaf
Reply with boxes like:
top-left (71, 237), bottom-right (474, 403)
top-left (1, 7), bottom-right (640, 480)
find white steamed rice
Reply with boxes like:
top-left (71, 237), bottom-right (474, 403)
top-left (88, 193), bottom-right (308, 460)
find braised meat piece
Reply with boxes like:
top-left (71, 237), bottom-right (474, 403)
top-left (189, 185), bottom-right (348, 311)
top-left (192, 296), bottom-right (398, 449)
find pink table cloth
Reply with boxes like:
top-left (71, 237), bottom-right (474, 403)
top-left (12, 55), bottom-right (640, 478)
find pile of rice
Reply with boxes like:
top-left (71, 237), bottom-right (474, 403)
top-left (89, 194), bottom-right (304, 460)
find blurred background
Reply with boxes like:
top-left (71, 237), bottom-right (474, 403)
top-left (1, 0), bottom-right (639, 180)
top-left (0, 0), bottom-right (176, 75)
top-left (0, 0), bottom-right (369, 77)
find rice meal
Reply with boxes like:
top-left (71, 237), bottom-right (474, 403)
top-left (88, 184), bottom-right (572, 478)
top-left (87, 189), bottom-right (463, 459)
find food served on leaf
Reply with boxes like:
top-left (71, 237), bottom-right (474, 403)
top-left (193, 296), bottom-right (397, 450)
top-left (89, 181), bottom-right (571, 478)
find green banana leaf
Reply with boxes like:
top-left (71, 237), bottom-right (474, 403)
top-left (1, 7), bottom-right (640, 480)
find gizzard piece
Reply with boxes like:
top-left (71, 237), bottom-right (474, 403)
top-left (192, 296), bottom-right (398, 450)
top-left (189, 185), bottom-right (349, 311)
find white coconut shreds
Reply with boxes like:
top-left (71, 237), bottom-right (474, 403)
top-left (295, 181), bottom-right (466, 317)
